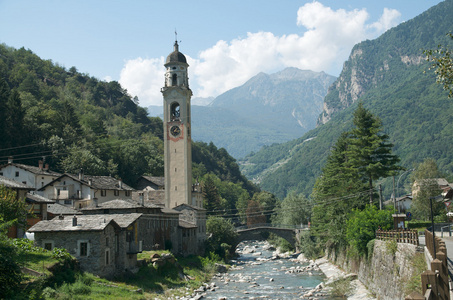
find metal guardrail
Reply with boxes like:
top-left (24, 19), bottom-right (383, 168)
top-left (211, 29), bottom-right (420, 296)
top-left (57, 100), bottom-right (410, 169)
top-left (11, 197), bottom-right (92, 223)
top-left (235, 223), bottom-right (308, 231)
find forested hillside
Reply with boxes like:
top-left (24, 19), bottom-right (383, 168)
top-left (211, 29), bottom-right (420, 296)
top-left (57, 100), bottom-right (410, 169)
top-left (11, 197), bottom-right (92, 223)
top-left (240, 0), bottom-right (453, 199)
top-left (0, 44), bottom-right (255, 194)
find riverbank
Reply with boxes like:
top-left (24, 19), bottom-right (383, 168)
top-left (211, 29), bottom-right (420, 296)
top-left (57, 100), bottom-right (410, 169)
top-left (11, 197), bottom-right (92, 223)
top-left (314, 257), bottom-right (376, 300)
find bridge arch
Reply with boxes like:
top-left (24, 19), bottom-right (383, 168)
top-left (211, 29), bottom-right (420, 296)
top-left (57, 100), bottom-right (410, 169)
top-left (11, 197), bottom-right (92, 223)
top-left (233, 225), bottom-right (307, 251)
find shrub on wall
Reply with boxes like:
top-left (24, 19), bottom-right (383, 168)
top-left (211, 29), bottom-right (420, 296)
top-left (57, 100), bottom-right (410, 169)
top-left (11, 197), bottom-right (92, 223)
top-left (346, 206), bottom-right (393, 256)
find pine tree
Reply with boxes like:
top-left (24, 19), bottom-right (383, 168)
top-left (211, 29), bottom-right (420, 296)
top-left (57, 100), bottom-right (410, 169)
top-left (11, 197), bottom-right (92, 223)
top-left (347, 102), bottom-right (402, 204)
top-left (311, 132), bottom-right (368, 247)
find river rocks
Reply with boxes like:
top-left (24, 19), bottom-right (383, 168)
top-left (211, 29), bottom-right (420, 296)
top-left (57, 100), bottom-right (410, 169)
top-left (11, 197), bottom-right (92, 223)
top-left (214, 263), bottom-right (228, 273)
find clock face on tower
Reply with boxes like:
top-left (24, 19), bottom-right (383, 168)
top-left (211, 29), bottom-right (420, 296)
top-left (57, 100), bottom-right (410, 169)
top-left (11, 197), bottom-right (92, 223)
top-left (170, 125), bottom-right (181, 137)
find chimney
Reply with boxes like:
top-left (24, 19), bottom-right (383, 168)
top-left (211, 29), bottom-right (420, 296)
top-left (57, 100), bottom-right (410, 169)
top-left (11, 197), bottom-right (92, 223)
top-left (72, 216), bottom-right (77, 226)
top-left (44, 163), bottom-right (49, 171)
top-left (58, 215), bottom-right (64, 220)
top-left (139, 192), bottom-right (144, 206)
top-left (78, 169), bottom-right (84, 181)
top-left (88, 178), bottom-right (93, 186)
top-left (38, 160), bottom-right (43, 170)
top-left (7, 156), bottom-right (13, 164)
top-left (119, 179), bottom-right (123, 189)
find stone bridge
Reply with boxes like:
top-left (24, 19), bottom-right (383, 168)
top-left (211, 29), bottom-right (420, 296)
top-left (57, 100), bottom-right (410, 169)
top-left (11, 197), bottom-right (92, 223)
top-left (234, 223), bottom-right (308, 251)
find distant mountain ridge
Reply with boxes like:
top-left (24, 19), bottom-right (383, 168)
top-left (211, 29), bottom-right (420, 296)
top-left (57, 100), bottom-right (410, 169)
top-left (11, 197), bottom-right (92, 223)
top-left (240, 0), bottom-right (453, 199)
top-left (191, 67), bottom-right (336, 158)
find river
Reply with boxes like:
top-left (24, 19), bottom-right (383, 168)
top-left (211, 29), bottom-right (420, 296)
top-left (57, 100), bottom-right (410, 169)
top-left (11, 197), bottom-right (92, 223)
top-left (202, 241), bottom-right (332, 299)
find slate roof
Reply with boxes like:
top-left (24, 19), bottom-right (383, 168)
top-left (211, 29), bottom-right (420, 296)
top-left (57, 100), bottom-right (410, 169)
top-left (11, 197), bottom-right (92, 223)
top-left (28, 215), bottom-right (118, 232)
top-left (47, 203), bottom-right (81, 215)
top-left (140, 176), bottom-right (165, 188)
top-left (0, 175), bottom-right (34, 189)
top-left (26, 192), bottom-right (55, 204)
top-left (174, 203), bottom-right (206, 211)
top-left (28, 213), bottom-right (142, 232)
top-left (39, 173), bottom-right (135, 191)
top-left (0, 162), bottom-right (61, 177)
top-left (83, 199), bottom-right (141, 210)
top-left (179, 219), bottom-right (197, 229)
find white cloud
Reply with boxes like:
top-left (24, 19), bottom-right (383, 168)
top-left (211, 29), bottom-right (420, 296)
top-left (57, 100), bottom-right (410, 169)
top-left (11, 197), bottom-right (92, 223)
top-left (369, 8), bottom-right (401, 32)
top-left (119, 2), bottom-right (401, 107)
top-left (118, 57), bottom-right (166, 106)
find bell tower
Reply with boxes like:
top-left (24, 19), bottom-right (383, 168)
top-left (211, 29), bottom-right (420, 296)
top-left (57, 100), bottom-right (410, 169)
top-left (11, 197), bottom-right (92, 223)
top-left (161, 40), bottom-right (193, 209)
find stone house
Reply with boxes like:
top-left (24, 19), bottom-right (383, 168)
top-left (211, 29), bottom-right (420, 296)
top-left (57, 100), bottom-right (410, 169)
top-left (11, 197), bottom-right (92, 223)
top-left (38, 173), bottom-right (135, 209)
top-left (0, 158), bottom-right (61, 189)
top-left (28, 213), bottom-right (143, 278)
top-left (81, 199), bottom-right (181, 252)
top-left (174, 204), bottom-right (206, 256)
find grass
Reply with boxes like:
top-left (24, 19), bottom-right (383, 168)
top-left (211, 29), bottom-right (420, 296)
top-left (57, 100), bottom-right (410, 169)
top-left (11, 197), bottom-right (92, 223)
top-left (14, 244), bottom-right (224, 300)
top-left (404, 253), bottom-right (428, 296)
top-left (328, 276), bottom-right (354, 299)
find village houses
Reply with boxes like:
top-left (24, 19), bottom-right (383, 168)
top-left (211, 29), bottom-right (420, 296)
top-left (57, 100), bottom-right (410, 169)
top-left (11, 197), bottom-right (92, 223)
top-left (24, 41), bottom-right (207, 277)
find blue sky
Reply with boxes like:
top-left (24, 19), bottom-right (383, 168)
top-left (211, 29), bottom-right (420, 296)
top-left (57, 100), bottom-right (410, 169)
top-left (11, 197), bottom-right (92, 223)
top-left (0, 0), bottom-right (443, 107)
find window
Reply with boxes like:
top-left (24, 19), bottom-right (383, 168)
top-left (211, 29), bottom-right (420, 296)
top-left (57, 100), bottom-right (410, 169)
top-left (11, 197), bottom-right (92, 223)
top-left (125, 191), bottom-right (131, 197)
top-left (78, 240), bottom-right (89, 257)
top-left (15, 171), bottom-right (19, 177)
top-left (42, 241), bottom-right (54, 251)
top-left (114, 190), bottom-right (119, 196)
top-left (105, 249), bottom-right (110, 265)
top-left (0, 172), bottom-right (3, 176)
top-left (101, 190), bottom-right (106, 197)
top-left (170, 102), bottom-right (180, 120)
top-left (172, 73), bottom-right (177, 86)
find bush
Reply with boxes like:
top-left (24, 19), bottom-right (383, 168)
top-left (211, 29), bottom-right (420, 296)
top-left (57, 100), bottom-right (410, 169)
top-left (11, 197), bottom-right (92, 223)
top-left (346, 206), bottom-right (393, 256)
top-left (52, 247), bottom-right (73, 261)
top-left (298, 231), bottom-right (323, 260)
top-left (206, 216), bottom-right (238, 259)
top-left (407, 221), bottom-right (432, 229)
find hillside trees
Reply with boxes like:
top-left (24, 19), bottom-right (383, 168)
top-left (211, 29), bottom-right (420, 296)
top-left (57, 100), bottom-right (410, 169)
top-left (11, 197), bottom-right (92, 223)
top-left (424, 33), bottom-right (453, 98)
top-left (273, 191), bottom-right (311, 226)
top-left (410, 158), bottom-right (445, 220)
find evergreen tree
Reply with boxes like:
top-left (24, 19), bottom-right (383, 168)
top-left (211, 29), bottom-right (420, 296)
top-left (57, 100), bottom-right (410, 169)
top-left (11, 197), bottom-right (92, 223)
top-left (311, 132), bottom-right (368, 248)
top-left (347, 101), bottom-right (402, 204)
top-left (203, 174), bottom-right (222, 212)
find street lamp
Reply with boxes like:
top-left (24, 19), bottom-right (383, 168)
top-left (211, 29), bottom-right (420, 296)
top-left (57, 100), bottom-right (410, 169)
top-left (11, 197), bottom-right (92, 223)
top-left (396, 169), bottom-right (414, 212)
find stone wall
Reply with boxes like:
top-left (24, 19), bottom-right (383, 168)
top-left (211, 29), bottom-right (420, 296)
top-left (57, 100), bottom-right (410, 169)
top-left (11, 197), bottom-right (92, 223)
top-left (35, 227), bottom-right (117, 277)
top-left (329, 240), bottom-right (419, 300)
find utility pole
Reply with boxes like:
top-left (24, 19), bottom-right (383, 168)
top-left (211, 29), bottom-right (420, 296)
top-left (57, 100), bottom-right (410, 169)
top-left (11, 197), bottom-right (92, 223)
top-left (379, 184), bottom-right (383, 210)
top-left (393, 176), bottom-right (396, 211)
